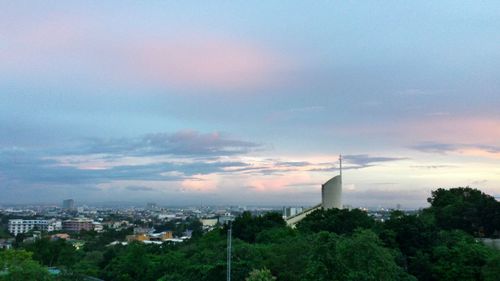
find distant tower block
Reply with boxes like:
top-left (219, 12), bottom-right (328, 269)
top-left (321, 155), bottom-right (342, 209)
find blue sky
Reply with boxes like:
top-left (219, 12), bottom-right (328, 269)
top-left (1, 1), bottom-right (499, 207)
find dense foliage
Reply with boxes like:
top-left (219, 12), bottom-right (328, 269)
top-left (426, 187), bottom-right (500, 237)
top-left (0, 187), bottom-right (498, 281)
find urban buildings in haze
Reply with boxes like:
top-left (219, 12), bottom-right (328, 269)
top-left (62, 199), bottom-right (75, 211)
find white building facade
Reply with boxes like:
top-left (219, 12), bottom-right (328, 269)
top-left (8, 219), bottom-right (62, 236)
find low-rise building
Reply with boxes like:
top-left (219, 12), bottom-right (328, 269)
top-left (126, 231), bottom-right (174, 243)
top-left (47, 219), bottom-right (62, 232)
top-left (63, 218), bottom-right (94, 232)
top-left (7, 218), bottom-right (63, 236)
top-left (8, 219), bottom-right (48, 236)
top-left (218, 213), bottom-right (234, 225)
top-left (92, 222), bottom-right (104, 232)
top-left (0, 239), bottom-right (13, 250)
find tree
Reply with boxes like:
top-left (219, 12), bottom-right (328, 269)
top-left (102, 242), bottom-right (151, 281)
top-left (72, 250), bottom-right (104, 277)
top-left (383, 211), bottom-right (438, 257)
top-left (430, 230), bottom-right (495, 281)
top-left (231, 212), bottom-right (285, 243)
top-left (336, 230), bottom-right (416, 281)
top-left (246, 268), bottom-right (276, 281)
top-left (303, 232), bottom-right (343, 281)
top-left (297, 208), bottom-right (375, 234)
top-left (482, 252), bottom-right (500, 281)
top-left (0, 250), bottom-right (53, 281)
top-left (24, 238), bottom-right (77, 267)
top-left (427, 187), bottom-right (500, 237)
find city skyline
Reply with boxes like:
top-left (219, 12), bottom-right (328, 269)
top-left (1, 1), bottom-right (500, 208)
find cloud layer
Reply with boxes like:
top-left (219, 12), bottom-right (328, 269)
top-left (1, 2), bottom-right (500, 206)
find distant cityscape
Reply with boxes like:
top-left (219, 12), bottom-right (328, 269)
top-left (0, 197), bottom-right (416, 249)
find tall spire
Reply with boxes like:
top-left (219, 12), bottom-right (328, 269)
top-left (339, 154), bottom-right (342, 177)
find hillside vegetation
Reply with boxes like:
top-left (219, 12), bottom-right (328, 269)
top-left (1, 187), bottom-right (499, 281)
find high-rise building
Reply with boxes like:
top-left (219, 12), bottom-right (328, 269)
top-left (62, 199), bottom-right (75, 210)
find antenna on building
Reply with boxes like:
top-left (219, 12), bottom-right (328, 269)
top-left (339, 154), bottom-right (342, 177)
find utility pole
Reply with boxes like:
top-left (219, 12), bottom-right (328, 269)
top-left (227, 221), bottom-right (232, 281)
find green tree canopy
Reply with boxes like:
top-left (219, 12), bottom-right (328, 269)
top-left (296, 208), bottom-right (375, 234)
top-left (230, 212), bottom-right (285, 243)
top-left (427, 187), bottom-right (500, 237)
top-left (0, 250), bottom-right (53, 281)
top-left (246, 268), bottom-right (276, 281)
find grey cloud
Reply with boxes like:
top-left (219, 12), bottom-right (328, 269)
top-left (411, 142), bottom-right (457, 154)
top-left (410, 165), bottom-right (456, 169)
top-left (275, 161), bottom-right (312, 167)
top-left (308, 154), bottom-right (406, 172)
top-left (479, 145), bottom-right (500, 153)
top-left (344, 154), bottom-right (408, 167)
top-left (308, 166), bottom-right (367, 172)
top-left (0, 146), bottom-right (253, 186)
top-left (411, 142), bottom-right (500, 154)
top-left (0, 130), bottom-right (263, 188)
top-left (125, 186), bottom-right (154, 192)
top-left (81, 130), bottom-right (262, 157)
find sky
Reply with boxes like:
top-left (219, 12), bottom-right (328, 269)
top-left (1, 1), bottom-right (499, 208)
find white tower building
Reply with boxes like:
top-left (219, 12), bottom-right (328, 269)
top-left (321, 155), bottom-right (342, 209)
top-left (285, 155), bottom-right (343, 226)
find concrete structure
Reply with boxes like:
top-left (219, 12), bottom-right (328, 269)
top-left (282, 207), bottom-right (304, 218)
top-left (0, 239), bottom-right (13, 249)
top-left (218, 213), bottom-right (234, 225)
top-left (284, 204), bottom-right (322, 226)
top-left (8, 219), bottom-right (49, 236)
top-left (92, 222), bottom-right (104, 232)
top-left (62, 199), bottom-right (75, 210)
top-left (285, 155), bottom-right (343, 227)
top-left (63, 218), bottom-right (93, 232)
top-left (126, 231), bottom-right (174, 243)
top-left (201, 218), bottom-right (218, 227)
top-left (479, 238), bottom-right (500, 250)
top-left (8, 219), bottom-right (62, 235)
top-left (321, 175), bottom-right (342, 209)
top-left (47, 219), bottom-right (62, 232)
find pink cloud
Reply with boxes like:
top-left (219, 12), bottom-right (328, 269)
top-left (247, 173), bottom-right (313, 192)
top-left (181, 174), bottom-right (218, 192)
top-left (458, 147), bottom-right (500, 159)
top-left (126, 35), bottom-right (290, 90)
top-left (0, 14), bottom-right (293, 91)
top-left (336, 116), bottom-right (500, 147)
top-left (406, 117), bottom-right (500, 144)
